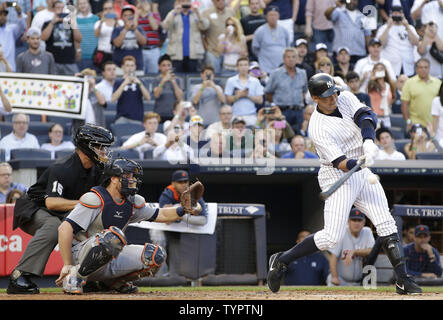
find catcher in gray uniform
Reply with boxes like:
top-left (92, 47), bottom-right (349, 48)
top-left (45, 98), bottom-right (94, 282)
top-left (56, 157), bottom-right (204, 294)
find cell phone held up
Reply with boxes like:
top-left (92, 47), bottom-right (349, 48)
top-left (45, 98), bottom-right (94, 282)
top-left (105, 13), bottom-right (117, 19)
top-left (6, 1), bottom-right (17, 7)
top-left (58, 13), bottom-right (69, 18)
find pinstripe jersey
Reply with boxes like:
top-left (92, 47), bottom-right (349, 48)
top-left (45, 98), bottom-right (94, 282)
top-left (308, 90), bottom-right (367, 188)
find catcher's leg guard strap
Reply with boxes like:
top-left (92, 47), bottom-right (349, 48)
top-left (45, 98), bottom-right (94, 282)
top-left (380, 233), bottom-right (407, 278)
top-left (78, 227), bottom-right (126, 277)
top-left (142, 243), bottom-right (166, 277)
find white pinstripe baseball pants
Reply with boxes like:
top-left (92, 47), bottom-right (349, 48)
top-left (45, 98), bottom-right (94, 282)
top-left (314, 168), bottom-right (397, 251)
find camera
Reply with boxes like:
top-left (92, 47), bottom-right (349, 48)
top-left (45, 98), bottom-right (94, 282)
top-left (105, 13), bottom-right (117, 19)
top-left (174, 125), bottom-right (181, 134)
top-left (145, 132), bottom-right (151, 137)
top-left (416, 127), bottom-right (423, 136)
top-left (182, 4), bottom-right (191, 9)
top-left (263, 107), bottom-right (274, 115)
top-left (392, 15), bottom-right (402, 22)
top-left (58, 13), bottom-right (69, 18)
top-left (183, 101), bottom-right (192, 109)
top-left (205, 73), bottom-right (211, 81)
top-left (6, 2), bottom-right (17, 7)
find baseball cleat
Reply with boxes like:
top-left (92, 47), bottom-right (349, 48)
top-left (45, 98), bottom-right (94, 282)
top-left (63, 273), bottom-right (86, 295)
top-left (267, 252), bottom-right (287, 293)
top-left (395, 275), bottom-right (422, 295)
top-left (7, 271), bottom-right (40, 294)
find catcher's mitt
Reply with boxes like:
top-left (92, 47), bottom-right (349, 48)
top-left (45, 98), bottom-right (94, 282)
top-left (180, 181), bottom-right (204, 215)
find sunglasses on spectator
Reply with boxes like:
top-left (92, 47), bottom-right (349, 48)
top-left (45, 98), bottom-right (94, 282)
top-left (319, 63), bottom-right (331, 67)
top-left (226, 23), bottom-right (235, 27)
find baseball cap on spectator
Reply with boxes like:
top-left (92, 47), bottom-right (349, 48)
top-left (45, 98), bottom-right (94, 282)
top-left (172, 170), bottom-right (189, 182)
top-left (415, 224), bottom-right (430, 236)
top-left (265, 5), bottom-right (279, 14)
top-left (121, 5), bottom-right (136, 14)
top-left (315, 43), bottom-right (328, 52)
top-left (409, 123), bottom-right (428, 135)
top-left (232, 117), bottom-right (246, 125)
top-left (249, 61), bottom-right (260, 70)
top-left (369, 38), bottom-right (382, 46)
top-left (391, 5), bottom-right (403, 12)
top-left (295, 39), bottom-right (308, 47)
top-left (337, 47), bottom-right (350, 55)
top-left (349, 208), bottom-right (365, 220)
top-left (26, 27), bottom-right (41, 38)
top-left (190, 115), bottom-right (204, 127)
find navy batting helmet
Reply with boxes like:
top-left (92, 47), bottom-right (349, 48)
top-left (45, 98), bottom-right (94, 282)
top-left (308, 73), bottom-right (342, 98)
top-left (104, 157), bottom-right (143, 198)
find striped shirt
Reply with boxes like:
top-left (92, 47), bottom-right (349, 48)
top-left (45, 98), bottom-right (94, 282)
top-left (308, 90), bottom-right (366, 186)
top-left (138, 12), bottom-right (161, 48)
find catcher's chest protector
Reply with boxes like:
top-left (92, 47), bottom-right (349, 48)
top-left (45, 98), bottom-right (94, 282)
top-left (91, 186), bottom-right (134, 230)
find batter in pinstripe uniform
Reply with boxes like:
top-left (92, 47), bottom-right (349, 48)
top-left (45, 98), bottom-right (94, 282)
top-left (267, 73), bottom-right (422, 295)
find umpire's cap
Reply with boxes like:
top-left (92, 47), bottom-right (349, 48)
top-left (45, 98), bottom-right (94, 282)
top-left (308, 73), bottom-right (342, 98)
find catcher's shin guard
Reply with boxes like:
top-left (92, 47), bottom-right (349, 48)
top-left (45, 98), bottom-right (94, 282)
top-left (78, 226), bottom-right (127, 277)
top-left (142, 243), bottom-right (166, 277)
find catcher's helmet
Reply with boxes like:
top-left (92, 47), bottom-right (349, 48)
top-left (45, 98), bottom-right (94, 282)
top-left (308, 73), bottom-right (342, 98)
top-left (104, 157), bottom-right (143, 197)
top-left (74, 124), bottom-right (114, 168)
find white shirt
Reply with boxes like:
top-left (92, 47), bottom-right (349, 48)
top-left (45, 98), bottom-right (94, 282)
top-left (122, 131), bottom-right (167, 159)
top-left (0, 132), bottom-right (40, 161)
top-left (376, 23), bottom-right (419, 76)
top-left (411, 0), bottom-right (443, 39)
top-left (431, 96), bottom-right (443, 141)
top-left (375, 149), bottom-right (406, 160)
top-left (203, 121), bottom-right (232, 140)
top-left (41, 141), bottom-right (75, 159)
top-left (353, 56), bottom-right (397, 93)
top-left (94, 19), bottom-right (124, 53)
top-left (96, 79), bottom-right (115, 103)
top-left (31, 9), bottom-right (54, 51)
top-left (153, 142), bottom-right (194, 164)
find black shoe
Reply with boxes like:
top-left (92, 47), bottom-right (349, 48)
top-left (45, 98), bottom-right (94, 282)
top-left (267, 252), bottom-right (287, 293)
top-left (395, 275), bottom-right (422, 295)
top-left (113, 282), bottom-right (138, 294)
top-left (83, 281), bottom-right (110, 293)
top-left (7, 272), bottom-right (40, 294)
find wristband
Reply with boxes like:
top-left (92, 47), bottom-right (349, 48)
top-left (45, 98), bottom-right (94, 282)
top-left (176, 206), bottom-right (185, 217)
top-left (406, 119), bottom-right (412, 125)
top-left (346, 159), bottom-right (359, 171)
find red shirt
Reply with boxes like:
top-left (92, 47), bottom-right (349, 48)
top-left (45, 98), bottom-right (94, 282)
top-left (138, 12), bottom-right (162, 48)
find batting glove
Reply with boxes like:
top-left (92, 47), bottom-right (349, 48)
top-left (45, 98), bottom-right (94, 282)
top-left (358, 154), bottom-right (374, 168)
top-left (363, 139), bottom-right (379, 159)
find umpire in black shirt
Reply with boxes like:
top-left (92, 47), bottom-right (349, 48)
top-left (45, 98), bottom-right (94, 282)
top-left (7, 124), bottom-right (114, 294)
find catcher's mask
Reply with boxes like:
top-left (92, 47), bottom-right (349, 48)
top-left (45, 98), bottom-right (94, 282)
top-left (74, 124), bottom-right (114, 168)
top-left (104, 157), bottom-right (143, 198)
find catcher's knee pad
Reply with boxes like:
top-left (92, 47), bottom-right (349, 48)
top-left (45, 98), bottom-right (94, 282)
top-left (142, 243), bottom-right (166, 277)
top-left (78, 226), bottom-right (127, 277)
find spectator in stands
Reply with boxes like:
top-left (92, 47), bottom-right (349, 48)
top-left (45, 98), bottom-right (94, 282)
top-left (16, 27), bottom-right (56, 74)
top-left (251, 6), bottom-right (290, 74)
top-left (0, 83), bottom-right (12, 118)
top-left (367, 62), bottom-right (397, 128)
top-left (95, 61), bottom-right (117, 103)
top-left (0, 162), bottom-right (27, 203)
top-left (93, 0), bottom-right (123, 70)
top-left (226, 116), bottom-right (254, 157)
top-left (80, 68), bottom-right (107, 128)
top-left (379, 0), bottom-right (415, 25)
top-left (0, 47), bottom-right (11, 72)
top-left (374, 127), bottom-right (406, 160)
top-left (294, 39), bottom-right (315, 80)
top-left (0, 2), bottom-right (26, 72)
top-left (153, 54), bottom-right (184, 122)
top-left (281, 135), bottom-right (318, 159)
top-left (354, 38), bottom-right (397, 94)
top-left (204, 104), bottom-right (233, 140)
top-left (431, 83), bottom-right (443, 142)
top-left (40, 123), bottom-right (75, 160)
top-left (255, 104), bottom-right (294, 140)
top-left (217, 16), bottom-right (248, 76)
top-left (327, 208), bottom-right (375, 286)
top-left (136, 0), bottom-right (161, 74)
top-left (0, 113), bottom-right (40, 161)
top-left (265, 47), bottom-right (308, 132)
top-left (313, 43), bottom-right (329, 67)
top-left (207, 132), bottom-right (229, 158)
top-left (202, 0), bottom-right (235, 74)
top-left (186, 115), bottom-right (210, 158)
top-left (315, 56), bottom-right (347, 90)
top-left (152, 0), bottom-right (174, 21)
top-left (284, 230), bottom-right (330, 286)
top-left (76, 0), bottom-right (99, 71)
top-left (111, 55), bottom-right (151, 124)
top-left (191, 65), bottom-right (226, 126)
top-left (392, 74), bottom-right (408, 114)
top-left (111, 5), bottom-right (146, 71)
top-left (305, 0), bottom-right (335, 54)
top-left (163, 101), bottom-right (197, 137)
top-left (404, 123), bottom-right (437, 159)
top-left (41, 1), bottom-right (82, 75)
top-left (401, 58), bottom-right (442, 130)
top-left (121, 111), bottom-right (166, 159)
top-left (402, 225), bottom-right (415, 246)
top-left (158, 170), bottom-right (208, 275)
top-left (416, 21), bottom-right (443, 80)
top-left (153, 123), bottom-right (194, 163)
top-left (299, 104), bottom-right (315, 137)
top-left (376, 6), bottom-right (419, 77)
top-left (411, 0), bottom-right (443, 39)
top-left (404, 224), bottom-right (442, 279)
top-left (162, 0), bottom-right (209, 73)
top-left (265, 120), bottom-right (291, 157)
top-left (240, 0), bottom-right (266, 61)
top-left (225, 57), bottom-right (264, 126)
top-left (345, 71), bottom-right (372, 108)
top-left (6, 189), bottom-right (23, 204)
top-left (113, 0), bottom-right (129, 19)
top-left (333, 47), bottom-right (354, 80)
top-left (325, 0), bottom-right (371, 64)
top-left (249, 61), bottom-right (269, 86)
top-left (252, 128), bottom-right (275, 159)
top-left (30, 0), bottom-right (55, 34)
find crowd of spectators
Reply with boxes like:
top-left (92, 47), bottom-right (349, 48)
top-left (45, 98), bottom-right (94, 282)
top-left (0, 0), bottom-right (442, 170)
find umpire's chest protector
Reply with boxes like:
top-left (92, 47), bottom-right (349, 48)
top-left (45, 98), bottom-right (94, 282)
top-left (91, 186), bottom-right (134, 230)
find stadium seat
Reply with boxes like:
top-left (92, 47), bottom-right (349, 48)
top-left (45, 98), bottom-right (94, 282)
top-left (28, 122), bottom-right (55, 136)
top-left (4, 114), bottom-right (42, 122)
top-left (143, 150), bottom-right (153, 159)
top-left (10, 148), bottom-right (52, 160)
top-left (55, 149), bottom-right (75, 159)
top-left (110, 123), bottom-right (144, 138)
top-left (106, 101), bottom-right (117, 111)
top-left (111, 148), bottom-right (140, 159)
top-left (104, 110), bottom-right (116, 129)
top-left (46, 116), bottom-right (73, 132)
top-left (389, 126), bottom-right (405, 140)
top-left (0, 149), bottom-right (6, 161)
top-left (415, 152), bottom-right (443, 160)
top-left (394, 139), bottom-right (410, 159)
top-left (390, 114), bottom-right (406, 131)
top-left (36, 134), bottom-right (50, 146)
top-left (0, 122), bottom-right (13, 137)
top-left (143, 101), bottom-right (155, 112)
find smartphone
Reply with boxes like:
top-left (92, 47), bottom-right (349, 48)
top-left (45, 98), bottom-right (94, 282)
top-left (129, 71), bottom-right (135, 77)
top-left (58, 13), bottom-right (69, 18)
top-left (6, 1), bottom-right (17, 7)
top-left (105, 13), bottom-right (117, 19)
top-left (183, 101), bottom-right (192, 109)
top-left (263, 107), bottom-right (274, 115)
top-left (145, 132), bottom-right (151, 137)
top-left (205, 73), bottom-right (211, 81)
top-left (181, 4), bottom-right (191, 9)
top-left (416, 127), bottom-right (423, 136)
top-left (174, 125), bottom-right (181, 134)
top-left (392, 15), bottom-right (402, 22)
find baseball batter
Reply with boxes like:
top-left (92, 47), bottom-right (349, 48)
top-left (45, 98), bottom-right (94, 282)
top-left (267, 73), bottom-right (422, 295)
top-left (56, 158), bottom-right (203, 294)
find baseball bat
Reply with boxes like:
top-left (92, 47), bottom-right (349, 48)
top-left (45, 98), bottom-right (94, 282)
top-left (431, 137), bottom-right (443, 154)
top-left (319, 159), bottom-right (366, 201)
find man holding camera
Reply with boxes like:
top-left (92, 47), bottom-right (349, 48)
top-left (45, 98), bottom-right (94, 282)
top-left (41, 0), bottom-right (81, 75)
top-left (376, 5), bottom-right (419, 76)
top-left (111, 5), bottom-right (147, 71)
top-left (264, 47), bottom-right (308, 133)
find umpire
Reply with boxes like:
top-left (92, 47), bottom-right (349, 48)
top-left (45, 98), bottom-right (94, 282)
top-left (7, 124), bottom-right (114, 294)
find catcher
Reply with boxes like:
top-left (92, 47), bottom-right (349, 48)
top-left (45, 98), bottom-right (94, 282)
top-left (56, 158), bottom-right (204, 294)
